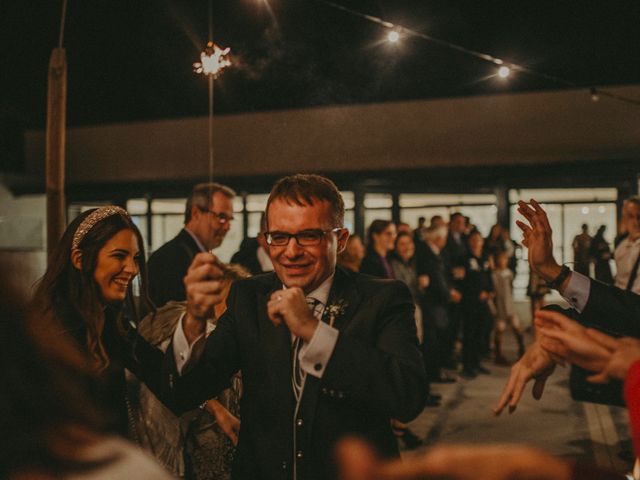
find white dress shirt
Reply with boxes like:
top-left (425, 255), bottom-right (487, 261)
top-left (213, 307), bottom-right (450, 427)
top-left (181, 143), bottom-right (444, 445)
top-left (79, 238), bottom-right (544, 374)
top-left (614, 236), bottom-right (640, 294)
top-left (171, 274), bottom-right (340, 377)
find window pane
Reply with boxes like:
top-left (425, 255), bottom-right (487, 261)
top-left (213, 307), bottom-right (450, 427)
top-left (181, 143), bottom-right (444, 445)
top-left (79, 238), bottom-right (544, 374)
top-left (151, 199), bottom-right (186, 214)
top-left (364, 209), bottom-right (392, 232)
top-left (563, 203), bottom-right (616, 274)
top-left (341, 191), bottom-right (355, 210)
top-left (246, 194), bottom-right (269, 212)
top-left (454, 205), bottom-right (498, 237)
top-left (509, 188), bottom-right (617, 204)
top-left (400, 207), bottom-right (450, 229)
top-left (127, 199), bottom-right (148, 215)
top-left (364, 193), bottom-right (392, 209)
top-left (400, 193), bottom-right (496, 208)
top-left (151, 214), bottom-right (183, 253)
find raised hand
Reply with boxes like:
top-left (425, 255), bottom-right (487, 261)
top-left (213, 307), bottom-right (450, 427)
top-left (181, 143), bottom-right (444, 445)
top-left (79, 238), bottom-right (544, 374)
top-left (205, 399), bottom-right (240, 446)
top-left (586, 332), bottom-right (640, 384)
top-left (535, 310), bottom-right (612, 372)
top-left (515, 199), bottom-right (564, 284)
top-left (494, 341), bottom-right (556, 415)
top-left (183, 252), bottom-right (225, 343)
top-left (267, 287), bottom-right (319, 341)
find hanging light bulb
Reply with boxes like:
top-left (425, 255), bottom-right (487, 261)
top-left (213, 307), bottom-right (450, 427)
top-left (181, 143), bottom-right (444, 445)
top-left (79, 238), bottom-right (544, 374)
top-left (497, 66), bottom-right (510, 79)
top-left (590, 88), bottom-right (600, 102)
top-left (387, 30), bottom-right (400, 43)
top-left (193, 41), bottom-right (231, 77)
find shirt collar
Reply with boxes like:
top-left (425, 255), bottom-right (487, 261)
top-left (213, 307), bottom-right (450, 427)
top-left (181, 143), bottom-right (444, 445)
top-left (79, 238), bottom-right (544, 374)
top-left (282, 273), bottom-right (334, 307)
top-left (184, 227), bottom-right (207, 253)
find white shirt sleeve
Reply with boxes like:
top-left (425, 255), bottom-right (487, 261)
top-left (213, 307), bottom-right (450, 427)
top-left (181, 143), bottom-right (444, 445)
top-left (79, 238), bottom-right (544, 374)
top-left (171, 312), bottom-right (206, 374)
top-left (298, 321), bottom-right (339, 378)
top-left (560, 271), bottom-right (591, 313)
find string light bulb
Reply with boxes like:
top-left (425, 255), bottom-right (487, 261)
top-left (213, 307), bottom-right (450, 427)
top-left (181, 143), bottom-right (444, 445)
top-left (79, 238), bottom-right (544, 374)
top-left (590, 88), bottom-right (600, 102)
top-left (497, 66), bottom-right (510, 79)
top-left (193, 41), bottom-right (231, 77)
top-left (387, 30), bottom-right (400, 43)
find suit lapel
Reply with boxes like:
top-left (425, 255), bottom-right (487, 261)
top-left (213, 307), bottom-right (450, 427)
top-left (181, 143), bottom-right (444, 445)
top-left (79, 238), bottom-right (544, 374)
top-left (300, 266), bottom-right (363, 440)
top-left (257, 275), bottom-right (294, 407)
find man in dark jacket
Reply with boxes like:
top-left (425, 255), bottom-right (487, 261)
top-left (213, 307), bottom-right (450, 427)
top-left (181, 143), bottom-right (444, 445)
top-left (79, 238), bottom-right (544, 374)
top-left (147, 182), bottom-right (235, 307)
top-left (167, 174), bottom-right (427, 480)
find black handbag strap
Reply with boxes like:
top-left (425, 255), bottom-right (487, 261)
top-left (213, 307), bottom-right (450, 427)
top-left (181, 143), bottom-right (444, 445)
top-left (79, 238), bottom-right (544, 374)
top-left (626, 247), bottom-right (640, 291)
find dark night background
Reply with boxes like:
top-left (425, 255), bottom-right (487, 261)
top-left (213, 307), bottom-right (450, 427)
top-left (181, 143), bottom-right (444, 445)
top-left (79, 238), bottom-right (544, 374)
top-left (2, 0), bottom-right (640, 132)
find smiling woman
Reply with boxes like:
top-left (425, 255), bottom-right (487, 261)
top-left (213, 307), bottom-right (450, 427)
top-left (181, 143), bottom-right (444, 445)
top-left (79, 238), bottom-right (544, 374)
top-left (30, 206), bottom-right (158, 436)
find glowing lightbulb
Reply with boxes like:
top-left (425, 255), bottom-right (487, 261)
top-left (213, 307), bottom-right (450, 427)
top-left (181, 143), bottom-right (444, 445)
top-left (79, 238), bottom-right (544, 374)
top-left (387, 30), bottom-right (400, 43)
top-left (497, 66), bottom-right (510, 79)
top-left (193, 41), bottom-right (231, 77)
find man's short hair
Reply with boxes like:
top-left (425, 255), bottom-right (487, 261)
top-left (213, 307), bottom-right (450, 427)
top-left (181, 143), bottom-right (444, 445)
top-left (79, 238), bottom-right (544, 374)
top-left (424, 225), bottom-right (448, 242)
top-left (266, 174), bottom-right (345, 227)
top-left (185, 182), bottom-right (236, 223)
top-left (625, 196), bottom-right (640, 208)
top-left (450, 212), bottom-right (464, 221)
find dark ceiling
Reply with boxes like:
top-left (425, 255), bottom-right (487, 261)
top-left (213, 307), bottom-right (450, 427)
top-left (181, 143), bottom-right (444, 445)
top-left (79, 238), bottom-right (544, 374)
top-left (3, 0), bottom-right (640, 132)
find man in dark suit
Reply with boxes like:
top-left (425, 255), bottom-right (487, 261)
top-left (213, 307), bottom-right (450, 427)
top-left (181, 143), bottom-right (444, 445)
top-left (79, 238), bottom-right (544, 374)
top-left (147, 182), bottom-right (235, 307)
top-left (494, 199), bottom-right (640, 415)
top-left (418, 225), bottom-right (460, 383)
top-left (168, 174), bottom-right (427, 480)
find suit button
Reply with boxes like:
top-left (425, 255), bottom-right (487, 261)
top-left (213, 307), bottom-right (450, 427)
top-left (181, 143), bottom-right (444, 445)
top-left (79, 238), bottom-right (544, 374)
top-left (329, 389), bottom-right (335, 397)
top-left (281, 461), bottom-right (288, 470)
top-left (296, 418), bottom-right (304, 427)
top-left (321, 387), bottom-right (328, 394)
top-left (296, 451), bottom-right (304, 459)
top-left (337, 391), bottom-right (344, 399)
top-left (314, 363), bottom-right (322, 371)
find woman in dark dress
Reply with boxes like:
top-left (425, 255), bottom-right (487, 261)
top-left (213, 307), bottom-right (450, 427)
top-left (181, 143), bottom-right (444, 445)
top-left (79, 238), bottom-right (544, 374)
top-left (360, 219), bottom-right (397, 278)
top-left (590, 225), bottom-right (614, 284)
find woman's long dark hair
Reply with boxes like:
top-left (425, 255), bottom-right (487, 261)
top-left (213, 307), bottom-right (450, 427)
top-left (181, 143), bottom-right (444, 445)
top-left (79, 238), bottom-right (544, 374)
top-left (32, 208), bottom-right (154, 372)
top-left (366, 219), bottom-right (393, 253)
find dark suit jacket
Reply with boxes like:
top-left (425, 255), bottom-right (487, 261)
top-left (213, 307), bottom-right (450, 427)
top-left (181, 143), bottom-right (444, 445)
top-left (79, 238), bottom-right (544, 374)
top-left (230, 237), bottom-right (264, 275)
top-left (148, 229), bottom-right (201, 308)
top-left (168, 266), bottom-right (427, 480)
top-left (360, 251), bottom-right (393, 279)
top-left (579, 278), bottom-right (640, 337)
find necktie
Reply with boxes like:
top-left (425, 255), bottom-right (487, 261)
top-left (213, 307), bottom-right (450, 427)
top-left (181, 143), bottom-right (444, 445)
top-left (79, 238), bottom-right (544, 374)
top-left (292, 297), bottom-right (322, 402)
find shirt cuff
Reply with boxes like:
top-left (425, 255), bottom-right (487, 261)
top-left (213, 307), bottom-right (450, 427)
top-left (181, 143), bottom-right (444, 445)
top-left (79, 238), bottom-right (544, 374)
top-left (561, 271), bottom-right (591, 313)
top-left (299, 321), bottom-right (339, 378)
top-left (172, 312), bottom-right (205, 374)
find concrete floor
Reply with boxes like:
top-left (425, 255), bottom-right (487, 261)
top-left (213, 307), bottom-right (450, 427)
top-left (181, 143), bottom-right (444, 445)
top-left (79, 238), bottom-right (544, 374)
top-left (401, 332), bottom-right (634, 475)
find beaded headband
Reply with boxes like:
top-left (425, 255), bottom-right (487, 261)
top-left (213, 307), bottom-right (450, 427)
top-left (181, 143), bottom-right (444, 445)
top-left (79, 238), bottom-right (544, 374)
top-left (71, 206), bottom-right (129, 250)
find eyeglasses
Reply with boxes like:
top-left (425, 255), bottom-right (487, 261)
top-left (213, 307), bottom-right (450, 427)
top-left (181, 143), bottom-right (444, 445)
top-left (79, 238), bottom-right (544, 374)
top-left (201, 209), bottom-right (234, 224)
top-left (265, 228), bottom-right (342, 246)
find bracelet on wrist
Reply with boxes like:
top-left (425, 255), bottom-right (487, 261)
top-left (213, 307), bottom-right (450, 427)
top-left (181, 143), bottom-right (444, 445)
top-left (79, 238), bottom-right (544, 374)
top-left (546, 265), bottom-right (571, 290)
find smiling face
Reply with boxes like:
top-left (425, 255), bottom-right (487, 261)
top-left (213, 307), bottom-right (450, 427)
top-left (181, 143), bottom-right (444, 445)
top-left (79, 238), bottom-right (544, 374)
top-left (93, 228), bottom-right (140, 304)
top-left (395, 234), bottom-right (415, 262)
top-left (188, 191), bottom-right (235, 251)
top-left (266, 198), bottom-right (348, 293)
top-left (373, 224), bottom-right (397, 254)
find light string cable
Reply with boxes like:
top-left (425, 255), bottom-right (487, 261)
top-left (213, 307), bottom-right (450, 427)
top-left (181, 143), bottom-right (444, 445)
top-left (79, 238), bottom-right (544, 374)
top-left (58, 0), bottom-right (69, 48)
top-left (310, 0), bottom-right (640, 107)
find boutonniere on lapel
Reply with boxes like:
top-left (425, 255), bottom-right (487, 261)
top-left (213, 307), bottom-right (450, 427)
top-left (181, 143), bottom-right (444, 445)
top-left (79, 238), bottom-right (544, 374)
top-left (323, 299), bottom-right (349, 327)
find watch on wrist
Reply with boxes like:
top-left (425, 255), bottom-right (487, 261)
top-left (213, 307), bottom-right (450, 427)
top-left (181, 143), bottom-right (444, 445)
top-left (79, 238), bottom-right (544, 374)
top-left (546, 265), bottom-right (571, 290)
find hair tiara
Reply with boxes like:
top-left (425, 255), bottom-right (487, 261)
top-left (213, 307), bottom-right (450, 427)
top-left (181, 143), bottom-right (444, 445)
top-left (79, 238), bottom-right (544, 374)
top-left (71, 206), bottom-right (128, 250)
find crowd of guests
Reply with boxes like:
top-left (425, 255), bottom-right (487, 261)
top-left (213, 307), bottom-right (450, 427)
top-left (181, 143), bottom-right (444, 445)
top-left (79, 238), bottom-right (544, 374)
top-left (345, 214), bottom-right (525, 387)
top-left (3, 175), bottom-right (640, 480)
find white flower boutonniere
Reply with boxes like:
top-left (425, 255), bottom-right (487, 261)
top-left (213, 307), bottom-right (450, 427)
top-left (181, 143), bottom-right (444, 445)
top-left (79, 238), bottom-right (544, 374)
top-left (324, 299), bottom-right (349, 327)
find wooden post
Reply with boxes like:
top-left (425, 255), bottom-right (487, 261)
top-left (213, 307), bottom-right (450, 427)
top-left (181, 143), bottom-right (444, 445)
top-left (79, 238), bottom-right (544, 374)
top-left (45, 47), bottom-right (67, 260)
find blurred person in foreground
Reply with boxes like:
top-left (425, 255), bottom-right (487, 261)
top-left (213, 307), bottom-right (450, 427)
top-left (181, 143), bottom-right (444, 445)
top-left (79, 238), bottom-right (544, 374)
top-left (0, 268), bottom-right (172, 480)
top-left (334, 436), bottom-right (623, 480)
